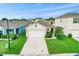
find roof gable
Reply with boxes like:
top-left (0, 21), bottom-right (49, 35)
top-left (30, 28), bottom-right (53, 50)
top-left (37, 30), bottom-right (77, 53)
top-left (26, 23), bottom-right (46, 29)
top-left (37, 20), bottom-right (54, 28)
top-left (27, 20), bottom-right (54, 28)
top-left (56, 13), bottom-right (79, 19)
top-left (0, 20), bottom-right (32, 29)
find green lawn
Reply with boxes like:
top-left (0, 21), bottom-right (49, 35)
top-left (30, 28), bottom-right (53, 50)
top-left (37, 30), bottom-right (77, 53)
top-left (0, 32), bottom-right (27, 54)
top-left (46, 35), bottom-right (79, 54)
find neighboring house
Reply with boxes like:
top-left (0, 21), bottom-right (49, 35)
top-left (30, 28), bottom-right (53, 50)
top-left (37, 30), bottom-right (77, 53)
top-left (55, 13), bottom-right (79, 37)
top-left (0, 20), bottom-right (32, 36)
top-left (26, 20), bottom-right (54, 37)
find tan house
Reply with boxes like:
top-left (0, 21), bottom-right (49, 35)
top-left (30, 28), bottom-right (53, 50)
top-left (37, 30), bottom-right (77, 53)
top-left (26, 20), bottom-right (54, 37)
top-left (55, 13), bottom-right (79, 38)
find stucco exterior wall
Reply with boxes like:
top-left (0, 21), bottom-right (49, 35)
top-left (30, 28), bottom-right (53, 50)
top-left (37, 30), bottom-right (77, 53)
top-left (26, 23), bottom-right (47, 37)
top-left (55, 17), bottom-right (79, 36)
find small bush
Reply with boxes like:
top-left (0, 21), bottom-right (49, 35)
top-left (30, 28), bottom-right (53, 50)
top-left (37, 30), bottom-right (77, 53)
top-left (10, 35), bottom-right (17, 40)
top-left (1, 35), bottom-right (7, 39)
top-left (68, 33), bottom-right (72, 38)
top-left (0, 34), bottom-right (2, 38)
top-left (9, 33), bottom-right (17, 40)
top-left (1, 33), bottom-right (17, 40)
top-left (45, 32), bottom-right (53, 38)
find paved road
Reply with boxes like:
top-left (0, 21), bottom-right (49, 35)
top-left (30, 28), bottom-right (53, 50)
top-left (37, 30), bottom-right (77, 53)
top-left (2, 53), bottom-right (79, 56)
top-left (50, 53), bottom-right (77, 56)
top-left (20, 37), bottom-right (48, 56)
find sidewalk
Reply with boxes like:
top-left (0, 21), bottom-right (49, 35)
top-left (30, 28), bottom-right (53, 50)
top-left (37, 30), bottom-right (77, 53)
top-left (73, 36), bottom-right (79, 41)
top-left (0, 38), bottom-right (8, 40)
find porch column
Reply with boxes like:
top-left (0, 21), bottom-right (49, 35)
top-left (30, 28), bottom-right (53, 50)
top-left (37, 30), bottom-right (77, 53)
top-left (3, 29), bottom-right (6, 35)
top-left (52, 28), bottom-right (56, 39)
top-left (14, 29), bottom-right (16, 34)
top-left (48, 28), bottom-right (51, 32)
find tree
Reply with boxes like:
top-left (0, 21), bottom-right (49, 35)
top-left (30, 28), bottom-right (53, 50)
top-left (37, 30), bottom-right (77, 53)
top-left (1, 18), bottom-right (8, 21)
top-left (35, 17), bottom-right (43, 19)
top-left (49, 17), bottom-right (55, 20)
top-left (45, 17), bottom-right (55, 24)
top-left (45, 17), bottom-right (55, 21)
top-left (54, 26), bottom-right (64, 40)
top-left (19, 18), bottom-right (27, 21)
top-left (10, 19), bottom-right (18, 21)
top-left (32, 19), bottom-right (35, 22)
top-left (1, 18), bottom-right (11, 50)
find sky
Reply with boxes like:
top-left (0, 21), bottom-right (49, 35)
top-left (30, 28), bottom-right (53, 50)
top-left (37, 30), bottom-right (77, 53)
top-left (0, 3), bottom-right (79, 19)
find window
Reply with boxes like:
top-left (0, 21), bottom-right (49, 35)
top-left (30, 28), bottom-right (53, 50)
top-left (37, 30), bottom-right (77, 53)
top-left (6, 29), bottom-right (14, 34)
top-left (73, 18), bottom-right (79, 24)
top-left (0, 31), bottom-right (2, 35)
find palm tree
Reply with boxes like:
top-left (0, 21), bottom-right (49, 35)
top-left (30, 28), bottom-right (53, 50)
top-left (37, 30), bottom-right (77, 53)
top-left (2, 18), bottom-right (11, 50)
top-left (6, 18), bottom-right (11, 50)
top-left (54, 26), bottom-right (64, 39)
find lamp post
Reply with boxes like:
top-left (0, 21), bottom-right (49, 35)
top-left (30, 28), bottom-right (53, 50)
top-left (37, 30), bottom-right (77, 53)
top-left (7, 19), bottom-right (10, 50)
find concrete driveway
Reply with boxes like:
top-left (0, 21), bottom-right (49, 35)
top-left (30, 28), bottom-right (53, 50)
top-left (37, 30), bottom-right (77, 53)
top-left (20, 37), bottom-right (48, 56)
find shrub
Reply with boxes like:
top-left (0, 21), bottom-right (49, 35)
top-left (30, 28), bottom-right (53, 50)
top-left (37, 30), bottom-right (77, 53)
top-left (1, 35), bottom-right (7, 39)
top-left (0, 34), bottom-right (2, 38)
top-left (54, 26), bottom-right (64, 40)
top-left (1, 33), bottom-right (17, 40)
top-left (45, 32), bottom-right (53, 38)
top-left (9, 33), bottom-right (17, 40)
top-left (68, 33), bottom-right (72, 38)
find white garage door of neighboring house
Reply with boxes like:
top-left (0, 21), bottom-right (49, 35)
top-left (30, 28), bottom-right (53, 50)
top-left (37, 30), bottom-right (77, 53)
top-left (28, 31), bottom-right (45, 37)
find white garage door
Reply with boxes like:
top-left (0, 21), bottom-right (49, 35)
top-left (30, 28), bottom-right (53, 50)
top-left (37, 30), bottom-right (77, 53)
top-left (28, 31), bottom-right (45, 37)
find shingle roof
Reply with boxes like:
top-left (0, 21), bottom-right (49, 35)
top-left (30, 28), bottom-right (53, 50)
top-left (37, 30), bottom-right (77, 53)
top-left (37, 20), bottom-right (54, 28)
top-left (56, 13), bottom-right (79, 19)
top-left (0, 20), bottom-right (32, 29)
